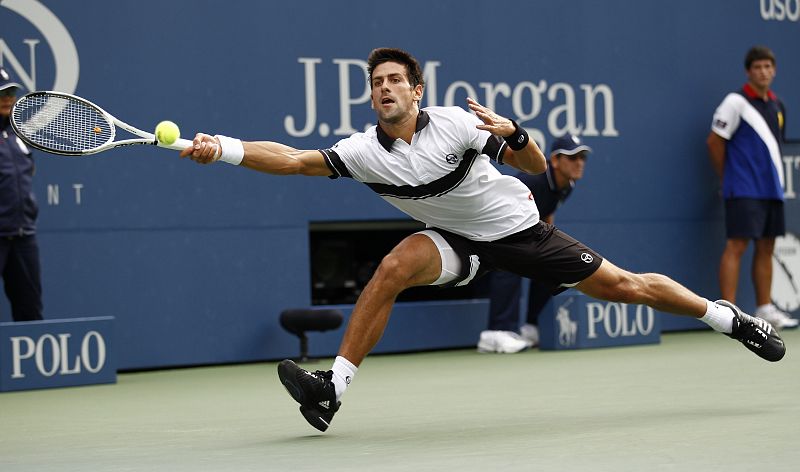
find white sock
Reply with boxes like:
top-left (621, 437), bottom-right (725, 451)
top-left (330, 356), bottom-right (357, 401)
top-left (700, 299), bottom-right (734, 333)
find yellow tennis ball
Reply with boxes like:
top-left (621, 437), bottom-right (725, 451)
top-left (155, 120), bottom-right (180, 145)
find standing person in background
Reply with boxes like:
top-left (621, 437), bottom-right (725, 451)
top-left (478, 134), bottom-right (591, 353)
top-left (707, 46), bottom-right (797, 330)
top-left (0, 66), bottom-right (43, 322)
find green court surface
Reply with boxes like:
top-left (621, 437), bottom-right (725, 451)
top-left (1, 330), bottom-right (798, 472)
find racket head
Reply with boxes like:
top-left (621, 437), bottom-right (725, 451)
top-left (10, 91), bottom-right (115, 156)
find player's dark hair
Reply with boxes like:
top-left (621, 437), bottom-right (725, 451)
top-left (744, 46), bottom-right (776, 69)
top-left (367, 48), bottom-right (425, 89)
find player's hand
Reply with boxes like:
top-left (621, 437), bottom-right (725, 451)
top-left (467, 97), bottom-right (515, 137)
top-left (179, 133), bottom-right (221, 164)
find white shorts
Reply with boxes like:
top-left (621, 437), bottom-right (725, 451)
top-left (416, 230), bottom-right (480, 287)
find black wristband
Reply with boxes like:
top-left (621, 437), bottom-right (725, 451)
top-left (503, 120), bottom-right (529, 151)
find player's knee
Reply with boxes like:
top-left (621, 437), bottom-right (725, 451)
top-left (373, 252), bottom-right (416, 289)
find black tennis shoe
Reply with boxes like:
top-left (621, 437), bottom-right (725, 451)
top-left (277, 360), bottom-right (340, 432)
top-left (717, 300), bottom-right (786, 362)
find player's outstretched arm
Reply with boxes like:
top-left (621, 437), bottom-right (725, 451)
top-left (467, 97), bottom-right (546, 175)
top-left (179, 133), bottom-right (332, 177)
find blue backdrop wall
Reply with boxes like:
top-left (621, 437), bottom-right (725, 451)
top-left (1, 0), bottom-right (799, 369)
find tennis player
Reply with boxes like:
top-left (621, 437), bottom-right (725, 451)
top-left (180, 48), bottom-right (786, 432)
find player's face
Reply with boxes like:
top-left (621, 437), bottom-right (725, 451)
top-left (747, 59), bottom-right (776, 92)
top-left (370, 61), bottom-right (422, 124)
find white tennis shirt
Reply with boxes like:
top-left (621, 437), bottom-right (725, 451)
top-left (319, 106), bottom-right (540, 241)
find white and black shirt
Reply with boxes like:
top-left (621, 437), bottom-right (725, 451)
top-left (319, 106), bottom-right (540, 241)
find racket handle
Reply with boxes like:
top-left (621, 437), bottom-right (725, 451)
top-left (158, 138), bottom-right (194, 151)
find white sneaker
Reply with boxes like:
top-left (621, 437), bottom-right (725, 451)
top-left (519, 323), bottom-right (540, 348)
top-left (755, 304), bottom-right (799, 330)
top-left (477, 330), bottom-right (529, 353)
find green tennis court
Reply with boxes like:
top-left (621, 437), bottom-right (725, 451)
top-left (1, 329), bottom-right (798, 471)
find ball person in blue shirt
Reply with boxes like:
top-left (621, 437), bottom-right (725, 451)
top-left (707, 46), bottom-right (797, 330)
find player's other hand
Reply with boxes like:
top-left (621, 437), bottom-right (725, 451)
top-left (179, 133), bottom-right (221, 164)
top-left (467, 97), bottom-right (515, 138)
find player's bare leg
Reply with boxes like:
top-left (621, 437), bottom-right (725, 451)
top-left (277, 233), bottom-right (443, 431)
top-left (576, 259), bottom-right (784, 361)
top-left (337, 233), bottom-right (442, 365)
top-left (575, 259), bottom-right (707, 316)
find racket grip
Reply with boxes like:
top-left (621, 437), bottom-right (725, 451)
top-left (158, 138), bottom-right (194, 151)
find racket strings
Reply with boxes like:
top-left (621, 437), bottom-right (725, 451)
top-left (12, 95), bottom-right (113, 153)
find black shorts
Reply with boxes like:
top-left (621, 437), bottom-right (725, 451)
top-left (429, 221), bottom-right (603, 294)
top-left (724, 198), bottom-right (785, 239)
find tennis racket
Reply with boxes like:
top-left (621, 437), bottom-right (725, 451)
top-left (10, 91), bottom-right (193, 156)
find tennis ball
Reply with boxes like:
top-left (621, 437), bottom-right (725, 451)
top-left (155, 120), bottom-right (180, 145)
